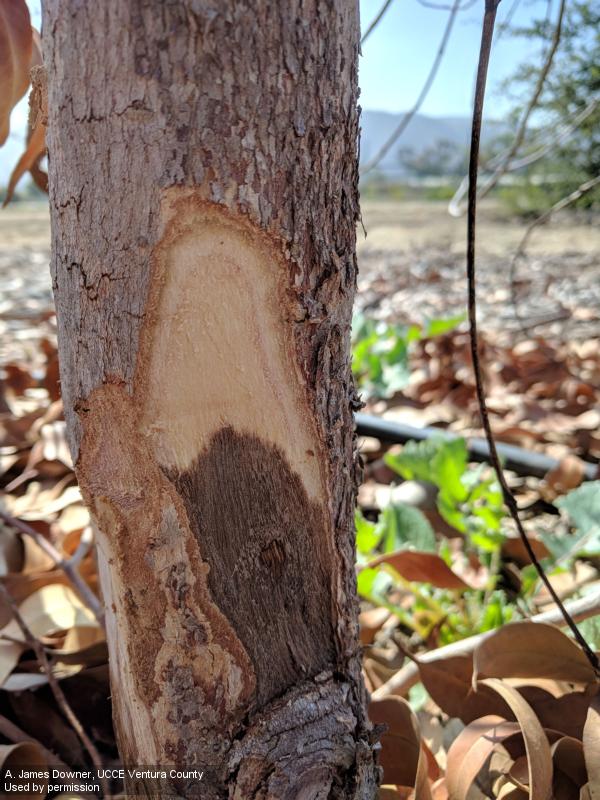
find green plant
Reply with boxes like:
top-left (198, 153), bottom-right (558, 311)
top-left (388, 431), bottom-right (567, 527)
top-left (351, 312), bottom-right (465, 399)
top-left (356, 449), bottom-right (600, 647)
top-left (355, 503), bottom-right (514, 645)
top-left (351, 315), bottom-right (420, 399)
top-left (422, 184), bottom-right (457, 202)
top-left (384, 436), bottom-right (506, 553)
top-left (543, 480), bottom-right (600, 563)
top-left (354, 435), bottom-right (517, 644)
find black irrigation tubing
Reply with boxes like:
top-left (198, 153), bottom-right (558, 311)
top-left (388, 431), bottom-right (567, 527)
top-left (467, 0), bottom-right (600, 674)
top-left (355, 413), bottom-right (599, 482)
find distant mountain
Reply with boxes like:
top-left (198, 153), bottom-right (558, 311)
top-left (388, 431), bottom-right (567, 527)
top-left (359, 109), bottom-right (504, 175)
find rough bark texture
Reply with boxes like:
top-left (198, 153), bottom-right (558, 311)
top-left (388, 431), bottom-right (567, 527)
top-left (44, 1), bottom-right (379, 797)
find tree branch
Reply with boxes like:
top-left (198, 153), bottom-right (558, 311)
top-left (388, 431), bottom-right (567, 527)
top-left (449, 98), bottom-right (598, 216)
top-left (416, 0), bottom-right (477, 10)
top-left (509, 173), bottom-right (600, 332)
top-left (449, 0), bottom-right (567, 216)
top-left (465, 0), bottom-right (599, 674)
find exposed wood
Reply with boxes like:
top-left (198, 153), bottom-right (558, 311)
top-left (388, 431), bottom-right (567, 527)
top-left (43, 1), bottom-right (379, 796)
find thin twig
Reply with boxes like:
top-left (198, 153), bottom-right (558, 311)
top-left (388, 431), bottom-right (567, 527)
top-left (504, 99), bottom-right (598, 171)
top-left (0, 582), bottom-right (109, 798)
top-left (448, 99), bottom-right (598, 216)
top-left (466, 0), bottom-right (600, 674)
top-left (449, 0), bottom-right (566, 215)
top-left (361, 0), bottom-right (395, 45)
top-left (372, 589), bottom-right (600, 699)
top-left (494, 0), bottom-right (521, 42)
top-left (70, 524), bottom-right (94, 567)
top-left (477, 0), bottom-right (565, 199)
top-left (360, 0), bottom-right (461, 175)
top-left (509, 173), bottom-right (600, 331)
top-left (0, 509), bottom-right (104, 626)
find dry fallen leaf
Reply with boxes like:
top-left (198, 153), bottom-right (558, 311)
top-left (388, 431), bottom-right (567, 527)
top-left (0, 741), bottom-right (48, 799)
top-left (551, 736), bottom-right (587, 790)
top-left (0, 583), bottom-right (100, 686)
top-left (446, 715), bottom-right (520, 800)
top-left (3, 113), bottom-right (46, 207)
top-left (496, 780), bottom-right (528, 799)
top-left (369, 550), bottom-right (472, 590)
top-left (517, 686), bottom-right (593, 741)
top-left (541, 455), bottom-right (586, 501)
top-left (0, 525), bottom-right (24, 575)
top-left (479, 679), bottom-right (553, 800)
top-left (360, 606), bottom-right (391, 645)
top-left (473, 622), bottom-right (597, 686)
top-left (502, 536), bottom-right (550, 567)
top-left (369, 695), bottom-right (434, 797)
top-left (0, 0), bottom-right (32, 145)
top-left (417, 654), bottom-right (509, 724)
top-left (582, 691), bottom-right (600, 799)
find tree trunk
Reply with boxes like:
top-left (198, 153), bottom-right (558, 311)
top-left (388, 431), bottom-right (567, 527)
top-left (44, 1), bottom-right (379, 796)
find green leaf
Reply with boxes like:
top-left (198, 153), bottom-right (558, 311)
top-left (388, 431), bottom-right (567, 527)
top-left (380, 360), bottom-right (411, 395)
top-left (375, 503), bottom-right (436, 553)
top-left (437, 494), bottom-right (467, 533)
top-left (554, 481), bottom-right (600, 557)
top-left (357, 566), bottom-right (393, 604)
top-left (408, 682), bottom-right (429, 711)
top-left (434, 438), bottom-right (469, 504)
top-left (579, 615), bottom-right (600, 650)
top-left (423, 312), bottom-right (466, 337)
top-left (477, 591), bottom-right (513, 632)
top-left (351, 315), bottom-right (419, 399)
top-left (385, 439), bottom-right (437, 483)
top-left (472, 506), bottom-right (503, 532)
top-left (469, 529), bottom-right (505, 553)
top-left (355, 510), bottom-right (382, 556)
top-left (385, 436), bottom-right (469, 504)
top-left (520, 564), bottom-right (540, 595)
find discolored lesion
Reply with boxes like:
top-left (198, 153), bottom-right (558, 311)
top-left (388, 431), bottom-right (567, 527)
top-left (169, 426), bottom-right (336, 708)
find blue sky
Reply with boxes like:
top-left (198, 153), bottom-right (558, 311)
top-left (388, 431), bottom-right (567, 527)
top-left (1, 0), bottom-right (549, 184)
top-left (359, 0), bottom-right (547, 117)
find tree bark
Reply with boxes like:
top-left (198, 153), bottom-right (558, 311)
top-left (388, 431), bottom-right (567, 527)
top-left (44, 1), bottom-right (379, 797)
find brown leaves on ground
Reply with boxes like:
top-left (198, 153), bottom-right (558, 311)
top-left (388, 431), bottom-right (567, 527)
top-left (1, 337), bottom-right (109, 774)
top-left (369, 621), bottom-right (600, 799)
top-left (2, 207), bottom-right (599, 793)
top-left (472, 622), bottom-right (597, 686)
top-left (371, 696), bottom-right (437, 798)
top-left (0, 741), bottom-right (50, 796)
top-left (371, 330), bottom-right (600, 466)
